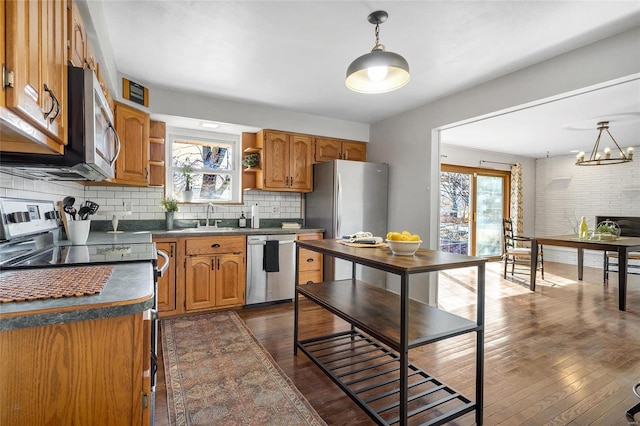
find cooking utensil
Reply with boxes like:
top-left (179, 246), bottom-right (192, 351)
top-left (63, 196), bottom-right (75, 208)
top-left (78, 206), bottom-right (91, 220)
top-left (64, 205), bottom-right (77, 221)
top-left (83, 200), bottom-right (100, 216)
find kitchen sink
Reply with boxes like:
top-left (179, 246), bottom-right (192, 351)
top-left (166, 227), bottom-right (240, 233)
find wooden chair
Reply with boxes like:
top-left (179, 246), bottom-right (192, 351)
top-left (599, 216), bottom-right (640, 284)
top-left (502, 218), bottom-right (544, 280)
top-left (604, 252), bottom-right (640, 283)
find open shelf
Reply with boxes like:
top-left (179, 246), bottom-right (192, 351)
top-left (299, 329), bottom-right (476, 426)
top-left (298, 280), bottom-right (478, 350)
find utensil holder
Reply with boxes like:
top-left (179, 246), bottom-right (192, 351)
top-left (68, 220), bottom-right (91, 245)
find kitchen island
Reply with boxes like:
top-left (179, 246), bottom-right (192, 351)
top-left (0, 261), bottom-right (155, 425)
top-left (294, 239), bottom-right (487, 426)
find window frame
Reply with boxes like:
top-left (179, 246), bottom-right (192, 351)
top-left (165, 127), bottom-right (242, 204)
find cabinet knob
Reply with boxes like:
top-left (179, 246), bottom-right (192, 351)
top-left (306, 258), bottom-right (314, 263)
top-left (211, 243), bottom-right (221, 248)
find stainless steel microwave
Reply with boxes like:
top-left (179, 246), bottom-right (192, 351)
top-left (0, 67), bottom-right (120, 181)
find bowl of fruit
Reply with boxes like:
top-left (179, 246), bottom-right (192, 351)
top-left (386, 231), bottom-right (422, 256)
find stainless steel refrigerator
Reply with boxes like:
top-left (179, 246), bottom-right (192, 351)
top-left (305, 160), bottom-right (389, 288)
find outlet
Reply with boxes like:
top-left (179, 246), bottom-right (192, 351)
top-left (272, 205), bottom-right (280, 214)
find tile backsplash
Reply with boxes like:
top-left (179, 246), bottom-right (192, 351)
top-left (0, 172), bottom-right (302, 224)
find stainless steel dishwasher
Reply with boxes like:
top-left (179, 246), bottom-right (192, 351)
top-left (246, 234), bottom-right (296, 305)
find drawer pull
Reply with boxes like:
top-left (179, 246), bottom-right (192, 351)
top-left (306, 258), bottom-right (314, 262)
top-left (211, 243), bottom-right (221, 248)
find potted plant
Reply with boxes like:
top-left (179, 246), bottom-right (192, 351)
top-left (161, 197), bottom-right (179, 230)
top-left (181, 160), bottom-right (194, 202)
top-left (595, 220), bottom-right (620, 241)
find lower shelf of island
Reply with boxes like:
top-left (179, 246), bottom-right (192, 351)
top-left (296, 279), bottom-right (482, 425)
top-left (297, 279), bottom-right (480, 351)
top-left (298, 329), bottom-right (476, 426)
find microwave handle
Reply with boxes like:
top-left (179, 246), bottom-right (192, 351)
top-left (106, 122), bottom-right (121, 166)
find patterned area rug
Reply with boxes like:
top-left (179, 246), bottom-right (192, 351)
top-left (162, 311), bottom-right (326, 426)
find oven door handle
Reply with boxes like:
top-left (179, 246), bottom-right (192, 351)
top-left (157, 250), bottom-right (170, 277)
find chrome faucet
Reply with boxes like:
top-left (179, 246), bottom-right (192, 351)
top-left (206, 203), bottom-right (216, 227)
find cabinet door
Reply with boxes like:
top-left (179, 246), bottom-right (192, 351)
top-left (314, 137), bottom-right (341, 162)
top-left (342, 141), bottom-right (367, 162)
top-left (5, 0), bottom-right (67, 145)
top-left (114, 102), bottom-right (150, 186)
top-left (263, 131), bottom-right (290, 189)
top-left (156, 242), bottom-right (176, 313)
top-left (289, 134), bottom-right (313, 192)
top-left (215, 253), bottom-right (245, 306)
top-left (42, 0), bottom-right (67, 143)
top-left (67, 0), bottom-right (86, 67)
top-left (185, 256), bottom-right (216, 311)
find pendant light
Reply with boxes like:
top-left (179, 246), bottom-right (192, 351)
top-left (575, 121), bottom-right (634, 166)
top-left (346, 10), bottom-right (410, 94)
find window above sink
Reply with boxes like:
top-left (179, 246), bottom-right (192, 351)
top-left (167, 128), bottom-right (241, 204)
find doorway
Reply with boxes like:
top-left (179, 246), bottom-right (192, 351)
top-left (440, 164), bottom-right (510, 257)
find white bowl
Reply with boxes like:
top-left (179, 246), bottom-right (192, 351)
top-left (386, 239), bottom-right (422, 256)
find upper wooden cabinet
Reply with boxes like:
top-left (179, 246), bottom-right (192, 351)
top-left (67, 0), bottom-right (86, 68)
top-left (1, 0), bottom-right (68, 154)
top-left (314, 137), bottom-right (367, 162)
top-left (262, 130), bottom-right (313, 192)
top-left (67, 0), bottom-right (110, 113)
top-left (113, 102), bottom-right (150, 186)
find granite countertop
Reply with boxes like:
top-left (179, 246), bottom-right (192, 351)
top-left (0, 262), bottom-right (154, 331)
top-left (150, 227), bottom-right (325, 238)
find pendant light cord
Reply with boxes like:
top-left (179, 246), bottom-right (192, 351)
top-left (373, 23), bottom-right (385, 51)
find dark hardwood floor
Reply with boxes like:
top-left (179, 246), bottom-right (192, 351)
top-left (155, 261), bottom-right (640, 425)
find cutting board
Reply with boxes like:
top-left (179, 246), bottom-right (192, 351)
top-left (57, 200), bottom-right (70, 239)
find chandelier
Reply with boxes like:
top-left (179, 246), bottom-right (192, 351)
top-left (575, 121), bottom-right (634, 166)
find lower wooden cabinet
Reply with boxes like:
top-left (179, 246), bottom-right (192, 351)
top-left (156, 241), bottom-right (177, 314)
top-left (297, 232), bottom-right (323, 284)
top-left (184, 252), bottom-right (245, 311)
top-left (0, 312), bottom-right (150, 425)
top-left (155, 235), bottom-right (246, 316)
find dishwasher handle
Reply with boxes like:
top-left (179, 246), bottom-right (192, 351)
top-left (247, 240), bottom-right (295, 246)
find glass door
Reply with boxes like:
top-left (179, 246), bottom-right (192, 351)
top-left (440, 165), bottom-right (509, 257)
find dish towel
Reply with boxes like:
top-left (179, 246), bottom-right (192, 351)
top-left (263, 240), bottom-right (280, 272)
top-left (341, 231), bottom-right (383, 245)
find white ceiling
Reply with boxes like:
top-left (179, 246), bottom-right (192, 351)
top-left (93, 1), bottom-right (640, 158)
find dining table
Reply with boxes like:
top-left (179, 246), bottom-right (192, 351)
top-left (529, 235), bottom-right (640, 311)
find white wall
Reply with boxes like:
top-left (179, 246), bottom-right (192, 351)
top-left (535, 149), bottom-right (640, 267)
top-left (368, 27), bottom-right (640, 303)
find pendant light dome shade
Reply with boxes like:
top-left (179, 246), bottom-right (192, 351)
top-left (346, 10), bottom-right (410, 94)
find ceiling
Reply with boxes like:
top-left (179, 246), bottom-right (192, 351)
top-left (93, 1), bottom-right (640, 158)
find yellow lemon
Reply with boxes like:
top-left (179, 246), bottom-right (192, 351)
top-left (409, 234), bottom-right (421, 241)
top-left (387, 232), bottom-right (402, 241)
top-left (401, 234), bottom-right (411, 241)
top-left (401, 231), bottom-right (411, 237)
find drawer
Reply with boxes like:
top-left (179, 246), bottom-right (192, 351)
top-left (297, 232), bottom-right (323, 241)
top-left (185, 236), bottom-right (245, 256)
top-left (299, 270), bottom-right (322, 285)
top-left (299, 249), bottom-right (322, 272)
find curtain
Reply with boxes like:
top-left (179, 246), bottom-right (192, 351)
top-left (510, 163), bottom-right (524, 236)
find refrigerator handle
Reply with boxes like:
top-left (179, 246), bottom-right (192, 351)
top-left (337, 172), bottom-right (342, 237)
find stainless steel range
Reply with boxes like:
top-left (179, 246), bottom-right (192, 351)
top-left (0, 196), bottom-right (165, 420)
